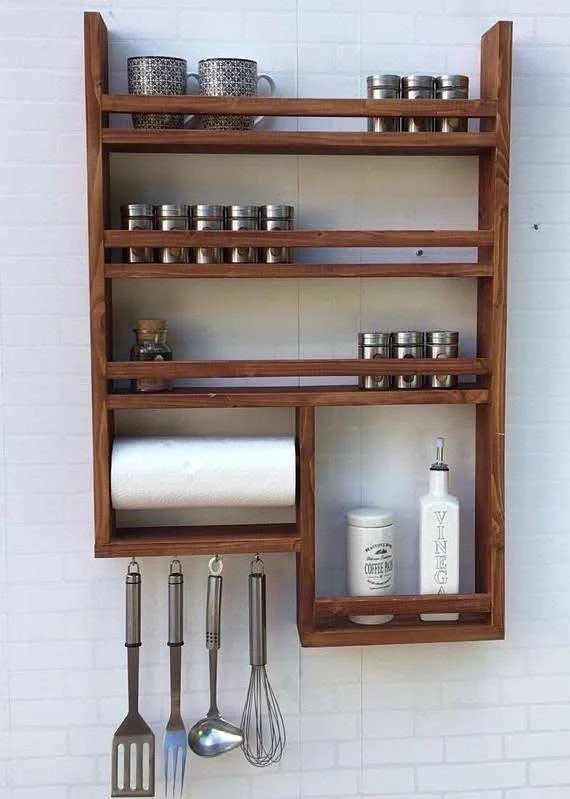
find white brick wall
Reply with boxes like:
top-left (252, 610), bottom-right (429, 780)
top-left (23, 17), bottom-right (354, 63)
top-left (1, 0), bottom-right (570, 796)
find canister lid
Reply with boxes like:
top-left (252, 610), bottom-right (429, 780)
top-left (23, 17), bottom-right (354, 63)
top-left (346, 507), bottom-right (394, 528)
top-left (226, 204), bottom-right (259, 218)
top-left (155, 203), bottom-right (189, 217)
top-left (402, 75), bottom-right (434, 90)
top-left (426, 330), bottom-right (459, 344)
top-left (191, 204), bottom-right (225, 217)
top-left (121, 203), bottom-right (154, 217)
top-left (259, 204), bottom-right (295, 219)
top-left (366, 74), bottom-right (400, 89)
top-left (392, 331), bottom-right (424, 345)
top-left (359, 332), bottom-right (391, 346)
top-left (435, 74), bottom-right (469, 90)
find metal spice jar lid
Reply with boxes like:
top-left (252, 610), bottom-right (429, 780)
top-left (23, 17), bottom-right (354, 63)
top-left (435, 75), bottom-right (469, 91)
top-left (121, 203), bottom-right (154, 217)
top-left (259, 205), bottom-right (295, 219)
top-left (155, 204), bottom-right (189, 217)
top-left (402, 75), bottom-right (434, 90)
top-left (366, 74), bottom-right (400, 90)
top-left (426, 330), bottom-right (459, 344)
top-left (359, 332), bottom-right (391, 346)
top-left (392, 331), bottom-right (424, 345)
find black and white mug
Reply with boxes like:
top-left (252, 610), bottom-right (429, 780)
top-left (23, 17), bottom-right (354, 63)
top-left (188, 58), bottom-right (275, 130)
top-left (127, 56), bottom-right (191, 129)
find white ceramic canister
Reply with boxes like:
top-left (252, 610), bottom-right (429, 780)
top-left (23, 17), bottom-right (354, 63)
top-left (346, 507), bottom-right (395, 625)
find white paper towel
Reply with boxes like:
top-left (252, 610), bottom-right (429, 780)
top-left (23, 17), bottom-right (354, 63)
top-left (111, 436), bottom-right (296, 509)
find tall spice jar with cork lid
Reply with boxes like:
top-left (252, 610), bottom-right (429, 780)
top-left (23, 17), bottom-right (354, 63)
top-left (130, 319), bottom-right (173, 393)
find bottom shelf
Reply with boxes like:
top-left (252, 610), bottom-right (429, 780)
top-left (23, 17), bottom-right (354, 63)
top-left (299, 592), bottom-right (497, 646)
top-left (301, 616), bottom-right (501, 647)
top-left (95, 523), bottom-right (300, 557)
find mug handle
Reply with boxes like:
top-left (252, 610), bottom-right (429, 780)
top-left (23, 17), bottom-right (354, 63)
top-left (184, 72), bottom-right (200, 128)
top-left (253, 73), bottom-right (276, 128)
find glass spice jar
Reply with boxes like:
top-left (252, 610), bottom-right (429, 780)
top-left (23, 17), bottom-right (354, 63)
top-left (130, 318), bottom-right (173, 392)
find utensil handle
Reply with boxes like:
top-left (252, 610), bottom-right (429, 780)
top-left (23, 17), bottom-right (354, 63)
top-left (125, 567), bottom-right (141, 648)
top-left (249, 572), bottom-right (267, 666)
top-left (206, 574), bottom-right (222, 651)
top-left (168, 564), bottom-right (184, 647)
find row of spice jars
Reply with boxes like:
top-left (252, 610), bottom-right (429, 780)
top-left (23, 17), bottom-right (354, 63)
top-left (120, 203), bottom-right (295, 265)
top-left (366, 74), bottom-right (469, 133)
top-left (358, 330), bottom-right (459, 390)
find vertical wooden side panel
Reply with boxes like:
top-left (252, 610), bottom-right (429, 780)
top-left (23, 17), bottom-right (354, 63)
top-left (477, 21), bottom-right (512, 634)
top-left (85, 13), bottom-right (114, 552)
top-left (296, 406), bottom-right (316, 643)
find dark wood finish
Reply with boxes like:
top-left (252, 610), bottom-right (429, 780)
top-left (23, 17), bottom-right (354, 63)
top-left (301, 620), bottom-right (502, 647)
top-left (107, 358), bottom-right (489, 379)
top-left (296, 408), bottom-right (316, 639)
top-left (107, 385), bottom-right (490, 409)
top-left (85, 13), bottom-right (114, 552)
top-left (86, 15), bottom-right (510, 647)
top-left (103, 95), bottom-right (497, 118)
top-left (474, 21), bottom-right (511, 640)
top-left (103, 129), bottom-right (496, 155)
top-left (95, 523), bottom-right (300, 557)
top-left (105, 261), bottom-right (493, 279)
top-left (315, 593), bottom-right (491, 618)
top-left (105, 229), bottom-right (494, 249)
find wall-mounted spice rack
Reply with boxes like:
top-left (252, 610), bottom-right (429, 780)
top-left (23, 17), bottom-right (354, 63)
top-left (85, 12), bottom-right (511, 646)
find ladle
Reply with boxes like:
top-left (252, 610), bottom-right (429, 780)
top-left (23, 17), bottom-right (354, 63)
top-left (188, 557), bottom-right (243, 757)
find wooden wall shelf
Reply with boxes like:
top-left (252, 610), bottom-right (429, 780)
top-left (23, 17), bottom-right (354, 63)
top-left (85, 12), bottom-right (511, 647)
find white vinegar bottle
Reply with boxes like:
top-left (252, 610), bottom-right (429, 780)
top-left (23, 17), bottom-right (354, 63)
top-left (419, 437), bottom-right (459, 622)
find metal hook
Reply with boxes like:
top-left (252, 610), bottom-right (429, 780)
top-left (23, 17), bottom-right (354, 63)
top-left (128, 557), bottom-right (140, 574)
top-left (250, 553), bottom-right (265, 574)
top-left (208, 554), bottom-right (223, 576)
top-left (169, 558), bottom-right (182, 575)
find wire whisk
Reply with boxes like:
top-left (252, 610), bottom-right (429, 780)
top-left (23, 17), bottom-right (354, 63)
top-left (241, 556), bottom-right (286, 767)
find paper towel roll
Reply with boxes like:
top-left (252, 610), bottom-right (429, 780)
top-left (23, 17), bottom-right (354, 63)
top-left (111, 436), bottom-right (296, 510)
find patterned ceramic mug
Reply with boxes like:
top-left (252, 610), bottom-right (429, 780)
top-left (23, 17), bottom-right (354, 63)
top-left (127, 56), bottom-right (191, 129)
top-left (188, 58), bottom-right (275, 130)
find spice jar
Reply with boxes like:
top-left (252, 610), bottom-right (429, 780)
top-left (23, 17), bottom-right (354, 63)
top-left (259, 205), bottom-right (294, 264)
top-left (358, 332), bottom-right (391, 390)
top-left (366, 74), bottom-right (400, 133)
top-left (392, 331), bottom-right (425, 389)
top-left (435, 75), bottom-right (469, 133)
top-left (121, 203), bottom-right (154, 264)
top-left (191, 204), bottom-right (224, 264)
top-left (130, 319), bottom-right (173, 393)
top-left (401, 75), bottom-right (434, 132)
top-left (346, 507), bottom-right (395, 625)
top-left (155, 204), bottom-right (189, 263)
top-left (426, 330), bottom-right (459, 388)
top-left (226, 205), bottom-right (258, 264)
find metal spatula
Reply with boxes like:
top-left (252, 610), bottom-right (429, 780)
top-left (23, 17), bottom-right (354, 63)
top-left (112, 559), bottom-right (155, 797)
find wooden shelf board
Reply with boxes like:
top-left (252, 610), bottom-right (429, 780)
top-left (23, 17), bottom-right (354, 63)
top-left (104, 129), bottom-right (496, 155)
top-left (95, 523), bottom-right (300, 557)
top-left (107, 358), bottom-right (490, 379)
top-left (105, 229), bottom-right (494, 249)
top-left (107, 385), bottom-right (490, 409)
top-left (105, 261), bottom-right (493, 279)
top-left (300, 618), bottom-right (502, 647)
top-left (315, 593), bottom-right (491, 618)
top-left (102, 95), bottom-right (497, 118)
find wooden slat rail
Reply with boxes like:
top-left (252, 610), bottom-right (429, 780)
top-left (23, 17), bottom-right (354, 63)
top-left (315, 593), bottom-right (492, 618)
top-left (107, 357), bottom-right (489, 379)
top-left (105, 262), bottom-right (494, 279)
top-left (107, 385), bottom-right (490, 409)
top-left (105, 229), bottom-right (493, 249)
top-left (102, 95), bottom-right (498, 118)
top-left (102, 130), bottom-right (496, 156)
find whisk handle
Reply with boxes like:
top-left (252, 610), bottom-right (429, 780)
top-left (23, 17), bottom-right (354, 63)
top-left (206, 574), bottom-right (222, 651)
top-left (249, 572), bottom-right (267, 666)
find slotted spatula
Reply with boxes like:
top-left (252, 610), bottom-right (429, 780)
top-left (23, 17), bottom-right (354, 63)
top-left (112, 559), bottom-right (155, 797)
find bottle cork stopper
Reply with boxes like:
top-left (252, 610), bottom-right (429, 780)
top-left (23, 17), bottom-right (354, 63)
top-left (136, 318), bottom-right (167, 332)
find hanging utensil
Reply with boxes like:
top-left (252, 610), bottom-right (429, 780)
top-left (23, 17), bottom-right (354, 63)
top-left (112, 559), bottom-right (155, 797)
top-left (241, 555), bottom-right (286, 766)
top-left (163, 559), bottom-right (187, 796)
top-left (188, 556), bottom-right (243, 758)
